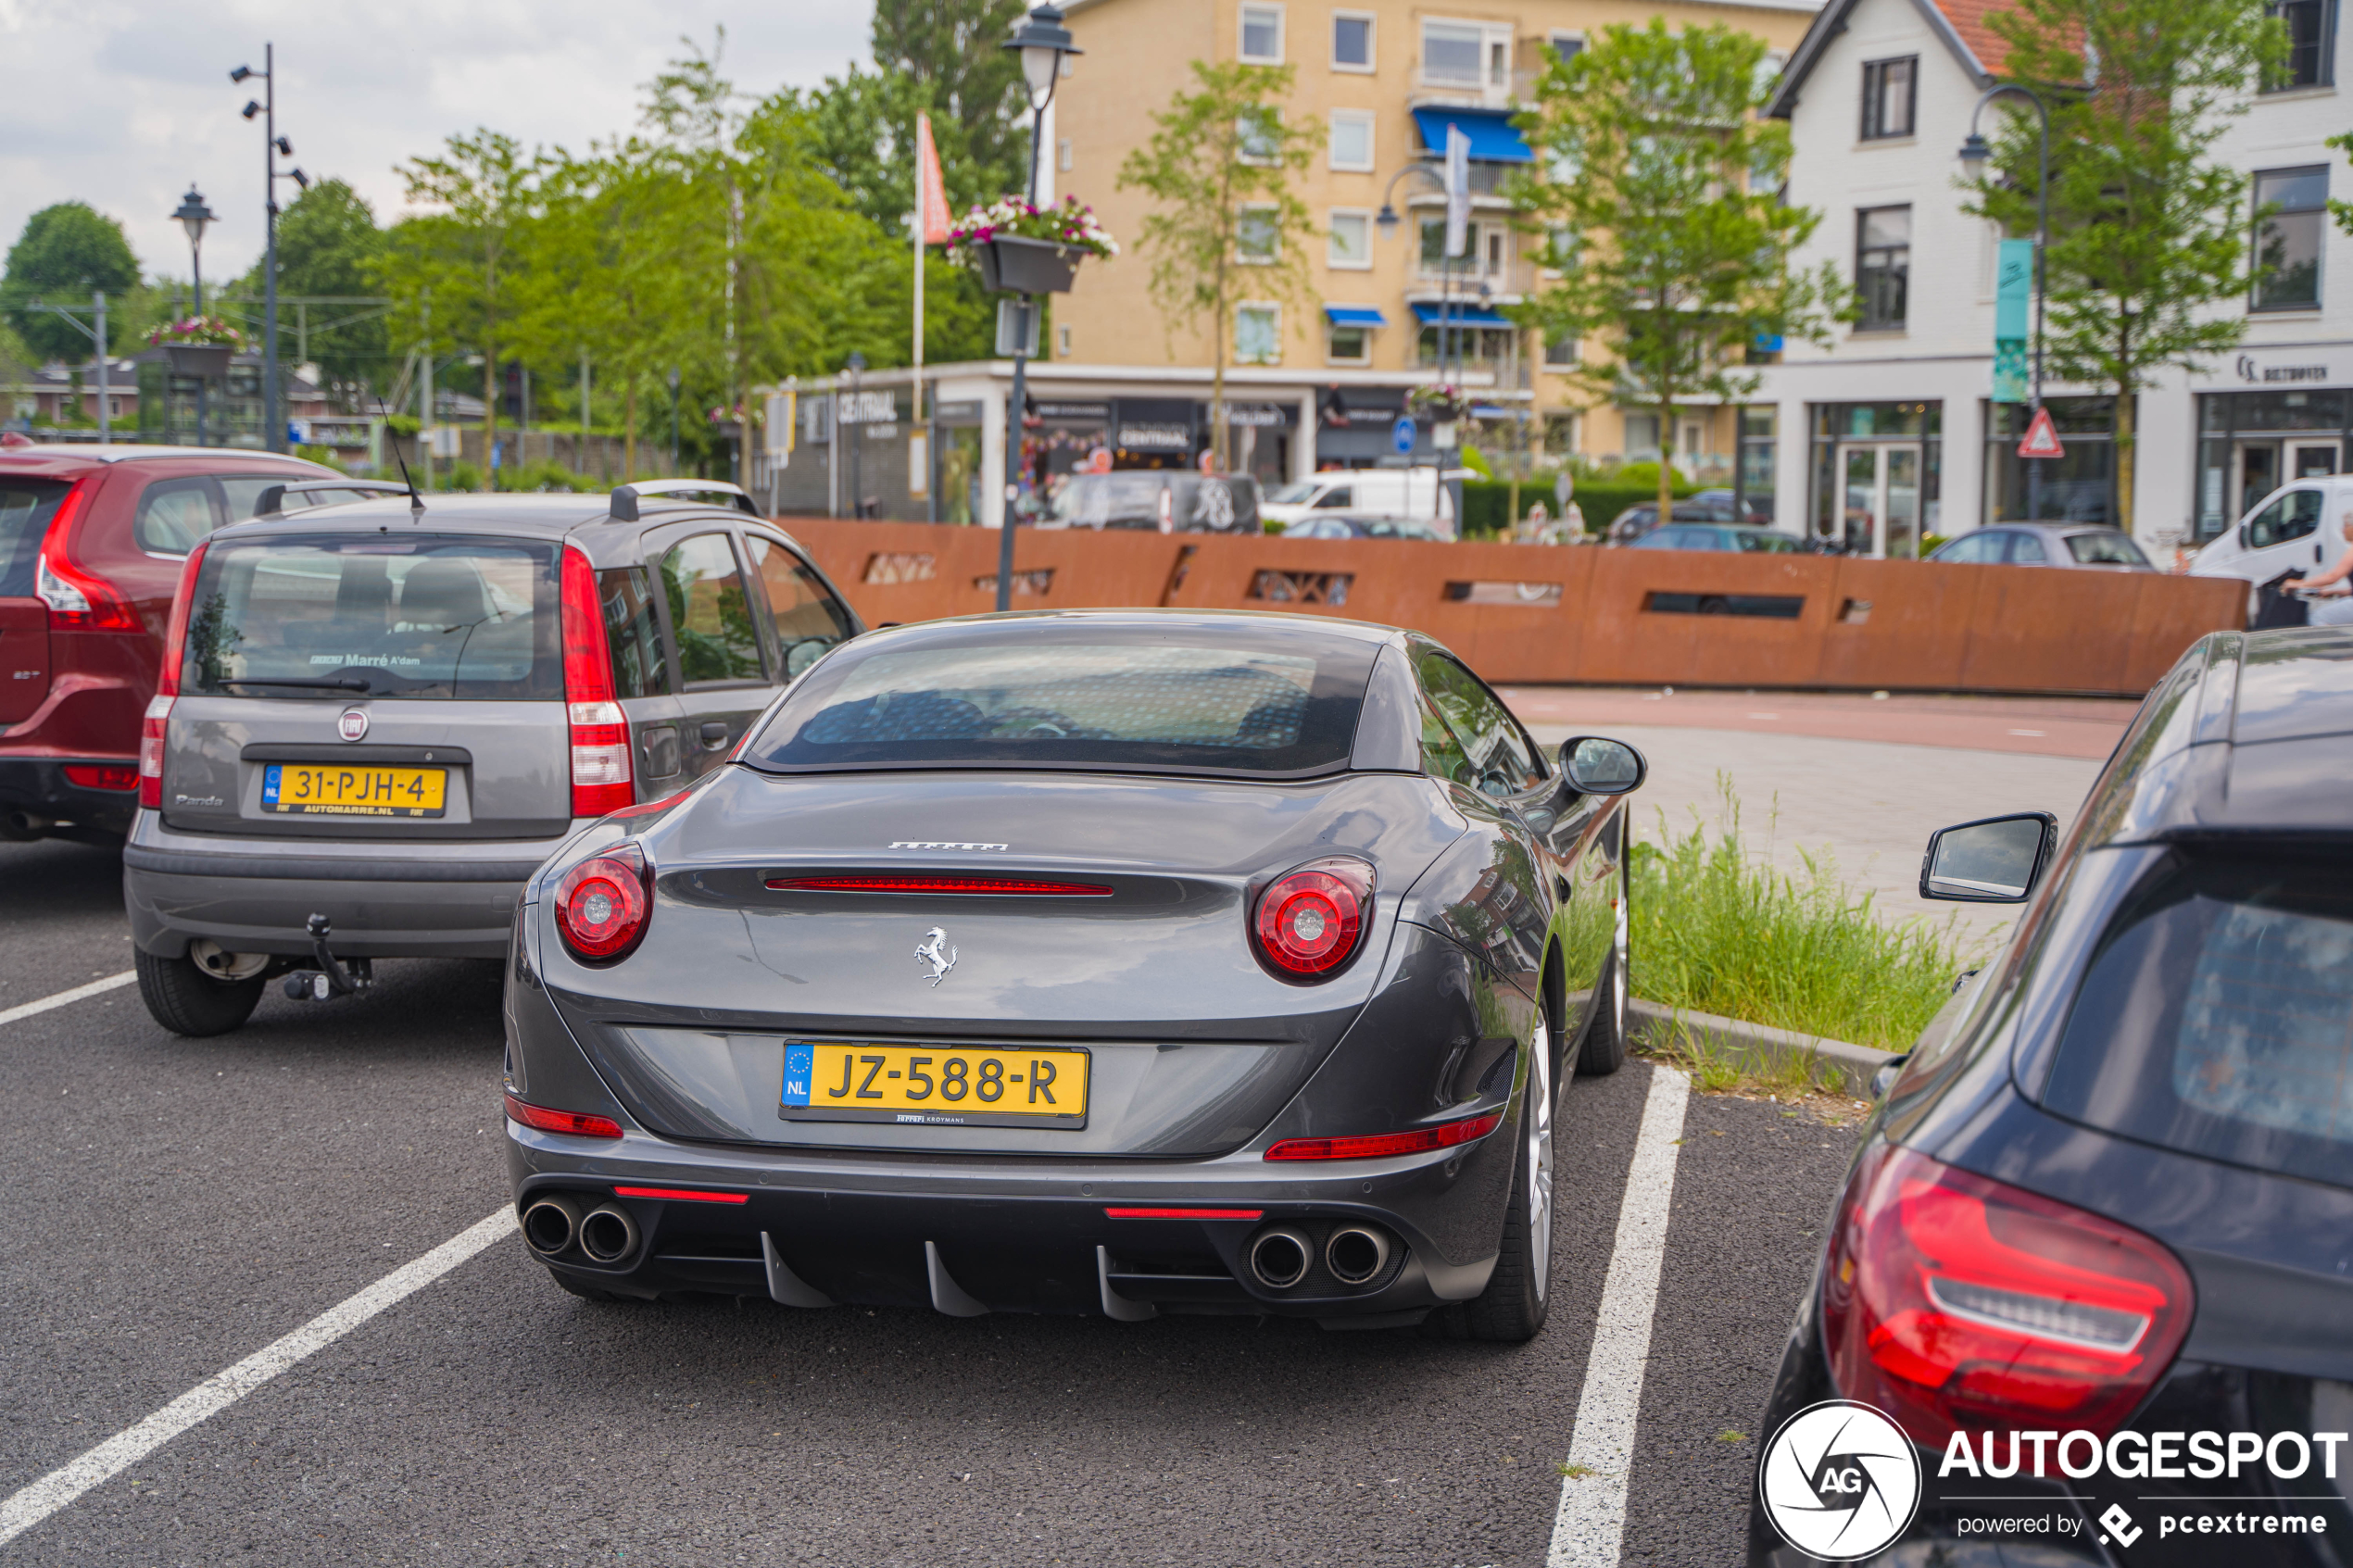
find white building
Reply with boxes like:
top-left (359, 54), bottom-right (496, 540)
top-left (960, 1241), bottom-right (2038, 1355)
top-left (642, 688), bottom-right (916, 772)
top-left (1751, 0), bottom-right (2348, 558)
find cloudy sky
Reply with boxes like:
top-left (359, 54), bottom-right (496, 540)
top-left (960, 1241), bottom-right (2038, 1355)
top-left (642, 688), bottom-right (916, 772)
top-left (0, 0), bottom-right (873, 283)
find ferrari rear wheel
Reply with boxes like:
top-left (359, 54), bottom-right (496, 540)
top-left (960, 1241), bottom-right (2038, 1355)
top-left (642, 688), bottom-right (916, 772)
top-left (135, 948), bottom-right (265, 1037)
top-left (1577, 860), bottom-right (1630, 1077)
top-left (1452, 1016), bottom-right (1554, 1343)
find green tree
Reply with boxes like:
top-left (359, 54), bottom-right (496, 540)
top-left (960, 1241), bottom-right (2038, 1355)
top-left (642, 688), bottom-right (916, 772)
top-left (1118, 61), bottom-right (1321, 470)
top-left (1516, 21), bottom-right (1846, 522)
top-left (1, 202), bottom-right (142, 361)
top-left (870, 0), bottom-right (1029, 201)
top-left (381, 130), bottom-right (548, 469)
top-left (1969, 0), bottom-right (2285, 532)
top-left (233, 180), bottom-right (389, 407)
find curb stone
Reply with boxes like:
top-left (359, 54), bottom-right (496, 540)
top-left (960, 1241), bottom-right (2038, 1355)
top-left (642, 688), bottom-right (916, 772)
top-left (1627, 997), bottom-right (1899, 1094)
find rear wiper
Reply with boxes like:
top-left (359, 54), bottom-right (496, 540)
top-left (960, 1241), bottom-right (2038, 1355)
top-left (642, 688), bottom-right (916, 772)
top-left (219, 676), bottom-right (373, 693)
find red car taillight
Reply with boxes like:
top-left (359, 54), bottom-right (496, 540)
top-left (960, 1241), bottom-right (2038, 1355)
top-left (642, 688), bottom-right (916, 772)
top-left (554, 840), bottom-right (651, 961)
top-left (503, 1093), bottom-right (623, 1139)
top-left (1252, 858), bottom-right (1373, 977)
top-left (558, 545), bottom-right (633, 818)
top-left (35, 479), bottom-right (139, 633)
top-left (1264, 1110), bottom-right (1502, 1161)
top-left (1821, 1142), bottom-right (2195, 1449)
top-left (139, 542), bottom-right (210, 809)
top-left (63, 764), bottom-right (138, 791)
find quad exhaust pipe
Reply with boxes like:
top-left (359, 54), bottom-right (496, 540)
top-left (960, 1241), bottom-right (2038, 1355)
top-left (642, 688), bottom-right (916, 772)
top-left (578, 1204), bottom-right (640, 1264)
top-left (521, 1196), bottom-right (641, 1266)
top-left (1247, 1227), bottom-right (1314, 1290)
top-left (1326, 1225), bottom-right (1393, 1286)
top-left (1245, 1223), bottom-right (1400, 1291)
top-left (522, 1195), bottom-right (583, 1258)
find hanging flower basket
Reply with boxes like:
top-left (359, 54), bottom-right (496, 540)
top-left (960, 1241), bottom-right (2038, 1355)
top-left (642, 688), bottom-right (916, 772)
top-left (948, 197), bottom-right (1116, 295)
top-left (147, 316), bottom-right (245, 381)
top-left (164, 344), bottom-right (233, 379)
top-left (976, 236), bottom-right (1083, 295)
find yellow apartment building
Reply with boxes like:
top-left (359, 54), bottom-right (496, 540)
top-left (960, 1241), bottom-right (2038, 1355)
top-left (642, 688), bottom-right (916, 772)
top-left (1047, 0), bottom-right (1821, 483)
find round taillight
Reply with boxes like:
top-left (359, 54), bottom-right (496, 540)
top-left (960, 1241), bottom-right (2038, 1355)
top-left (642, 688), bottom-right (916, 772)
top-left (556, 846), bottom-right (649, 960)
top-left (1252, 859), bottom-right (1372, 977)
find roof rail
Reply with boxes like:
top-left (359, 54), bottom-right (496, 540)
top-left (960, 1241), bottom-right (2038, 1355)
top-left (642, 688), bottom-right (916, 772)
top-left (253, 479), bottom-right (414, 517)
top-left (610, 480), bottom-right (758, 521)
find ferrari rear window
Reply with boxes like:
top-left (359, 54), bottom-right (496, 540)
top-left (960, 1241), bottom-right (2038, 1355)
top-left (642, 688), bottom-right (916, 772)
top-left (181, 533), bottom-right (561, 701)
top-left (2044, 852), bottom-right (2353, 1191)
top-left (745, 626), bottom-right (1376, 776)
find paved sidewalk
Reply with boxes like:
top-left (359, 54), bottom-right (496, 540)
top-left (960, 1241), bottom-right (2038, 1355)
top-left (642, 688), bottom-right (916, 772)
top-left (1502, 684), bottom-right (2138, 759)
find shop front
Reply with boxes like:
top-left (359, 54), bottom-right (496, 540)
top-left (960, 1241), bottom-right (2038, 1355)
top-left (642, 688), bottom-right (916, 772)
top-left (1982, 397), bottom-right (2123, 527)
top-left (2194, 382), bottom-right (2353, 542)
top-left (1808, 402), bottom-right (1942, 557)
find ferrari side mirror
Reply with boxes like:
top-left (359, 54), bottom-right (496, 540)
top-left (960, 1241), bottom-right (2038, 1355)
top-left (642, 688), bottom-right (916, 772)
top-left (1559, 736), bottom-right (1646, 796)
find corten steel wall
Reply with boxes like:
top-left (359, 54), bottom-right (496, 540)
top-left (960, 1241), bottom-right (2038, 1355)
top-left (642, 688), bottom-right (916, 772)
top-left (777, 521), bottom-right (2245, 696)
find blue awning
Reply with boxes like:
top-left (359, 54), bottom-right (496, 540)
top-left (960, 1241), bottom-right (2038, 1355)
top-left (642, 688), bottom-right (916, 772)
top-left (1324, 306), bottom-right (1388, 327)
top-left (1411, 107), bottom-right (1532, 164)
top-left (1410, 301), bottom-right (1516, 329)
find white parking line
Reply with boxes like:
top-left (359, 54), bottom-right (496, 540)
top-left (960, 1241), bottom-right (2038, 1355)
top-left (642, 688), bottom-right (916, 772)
top-left (0, 971), bottom-right (135, 1029)
top-left (1547, 1063), bottom-right (1692, 1568)
top-left (0, 1208), bottom-right (515, 1548)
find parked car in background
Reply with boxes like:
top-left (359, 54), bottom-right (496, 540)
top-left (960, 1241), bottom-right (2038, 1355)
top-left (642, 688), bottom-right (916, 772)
top-left (1627, 524), bottom-right (1806, 554)
top-left (1604, 501), bottom-right (1740, 546)
top-left (0, 443), bottom-right (346, 844)
top-left (1043, 471), bottom-right (1261, 533)
top-left (1260, 469), bottom-right (1464, 540)
top-left (121, 480), bottom-right (862, 1037)
top-left (1928, 522), bottom-right (2155, 570)
top-left (1684, 488), bottom-right (1770, 524)
top-left (1277, 514), bottom-right (1450, 542)
top-left (1749, 627), bottom-right (2353, 1566)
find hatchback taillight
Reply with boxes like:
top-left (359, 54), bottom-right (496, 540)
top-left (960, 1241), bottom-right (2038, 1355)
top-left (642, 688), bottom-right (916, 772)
top-left (555, 840), bottom-right (651, 961)
top-left (139, 542), bottom-right (210, 809)
top-left (1821, 1142), bottom-right (2194, 1449)
top-left (1252, 858), bottom-right (1373, 978)
top-left (558, 546), bottom-right (633, 818)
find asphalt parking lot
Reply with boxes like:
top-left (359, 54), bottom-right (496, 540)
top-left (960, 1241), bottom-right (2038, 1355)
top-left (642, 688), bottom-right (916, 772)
top-left (0, 823), bottom-right (1866, 1566)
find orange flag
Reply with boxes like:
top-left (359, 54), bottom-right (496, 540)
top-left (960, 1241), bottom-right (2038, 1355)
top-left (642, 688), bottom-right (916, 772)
top-left (916, 113), bottom-right (952, 244)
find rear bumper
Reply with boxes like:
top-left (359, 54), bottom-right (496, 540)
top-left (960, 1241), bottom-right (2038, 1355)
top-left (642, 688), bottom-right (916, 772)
top-left (123, 809), bottom-right (573, 959)
top-left (506, 1121), bottom-right (1499, 1322)
top-left (0, 756), bottom-right (140, 836)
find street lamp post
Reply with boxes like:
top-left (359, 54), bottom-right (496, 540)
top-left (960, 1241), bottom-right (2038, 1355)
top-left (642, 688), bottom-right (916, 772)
top-left (233, 47), bottom-right (308, 454)
top-left (993, 3), bottom-right (1080, 614)
top-left (174, 186), bottom-right (216, 446)
top-left (667, 367), bottom-right (682, 473)
top-left (1959, 86), bottom-right (2051, 523)
top-left (1377, 157), bottom-right (1453, 473)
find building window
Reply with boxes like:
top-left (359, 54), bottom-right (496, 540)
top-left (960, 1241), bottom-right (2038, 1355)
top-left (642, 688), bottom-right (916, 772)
top-left (1237, 205), bottom-right (1280, 263)
top-left (1057, 139), bottom-right (1073, 172)
top-left (1737, 407), bottom-right (1776, 521)
top-left (1332, 11), bottom-right (1374, 70)
top-left (1422, 20), bottom-right (1509, 90)
top-left (2253, 166), bottom-right (2327, 310)
top-left (1327, 320), bottom-right (1371, 363)
top-left (1856, 206), bottom-right (1911, 329)
top-left (1236, 304), bottom-right (1281, 363)
top-left (1238, 108), bottom-right (1281, 164)
top-left (1329, 109), bottom-right (1375, 171)
top-left (1543, 333), bottom-right (1577, 367)
top-left (2266, 0), bottom-right (2336, 89)
top-left (1239, 3), bottom-right (1284, 63)
top-left (1057, 324), bottom-right (1073, 358)
top-left (1418, 218), bottom-right (1504, 280)
top-left (1860, 57), bottom-right (1916, 140)
top-left (1548, 32), bottom-right (1583, 64)
top-left (1623, 413), bottom-right (1661, 458)
top-left (1328, 209), bottom-right (1371, 269)
top-left (1983, 397), bottom-right (2122, 524)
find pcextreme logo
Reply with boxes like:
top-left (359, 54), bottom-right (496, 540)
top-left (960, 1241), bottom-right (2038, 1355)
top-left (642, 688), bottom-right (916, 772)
top-left (1757, 1400), bottom-right (1923, 1562)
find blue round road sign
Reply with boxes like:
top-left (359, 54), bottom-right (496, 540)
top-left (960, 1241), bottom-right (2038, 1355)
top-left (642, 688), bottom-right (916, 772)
top-left (1391, 415), bottom-right (1417, 455)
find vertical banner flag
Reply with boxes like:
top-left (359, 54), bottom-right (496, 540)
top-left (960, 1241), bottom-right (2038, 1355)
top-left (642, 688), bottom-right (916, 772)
top-left (1444, 124), bottom-right (1471, 257)
top-left (1993, 238), bottom-right (2033, 404)
top-left (916, 114), bottom-right (952, 244)
top-left (912, 113), bottom-right (951, 508)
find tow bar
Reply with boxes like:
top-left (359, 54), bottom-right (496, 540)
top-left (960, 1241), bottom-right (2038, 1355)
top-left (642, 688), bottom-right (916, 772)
top-left (283, 913), bottom-right (373, 1001)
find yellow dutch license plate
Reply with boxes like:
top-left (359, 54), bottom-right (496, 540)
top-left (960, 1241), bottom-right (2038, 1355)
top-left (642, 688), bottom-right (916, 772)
top-left (261, 763), bottom-right (447, 818)
top-left (781, 1041), bottom-right (1090, 1129)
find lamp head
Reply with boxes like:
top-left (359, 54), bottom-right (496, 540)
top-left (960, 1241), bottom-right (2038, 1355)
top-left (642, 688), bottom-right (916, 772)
top-left (1003, 4), bottom-right (1079, 109)
top-left (290, 168), bottom-right (309, 190)
top-left (1957, 132), bottom-right (1992, 167)
top-left (241, 100), bottom-right (261, 120)
top-left (1375, 203), bottom-right (1400, 240)
top-left (845, 351), bottom-right (867, 372)
top-left (229, 64), bottom-right (253, 82)
top-left (667, 367), bottom-right (681, 393)
top-left (274, 135), bottom-right (292, 157)
top-left (173, 186), bottom-right (215, 247)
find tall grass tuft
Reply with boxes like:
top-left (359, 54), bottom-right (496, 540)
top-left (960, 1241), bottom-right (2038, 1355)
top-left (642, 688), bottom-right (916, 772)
top-left (1628, 779), bottom-right (1989, 1051)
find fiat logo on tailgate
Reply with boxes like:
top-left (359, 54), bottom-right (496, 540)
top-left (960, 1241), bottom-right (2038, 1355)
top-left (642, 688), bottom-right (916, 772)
top-left (337, 709), bottom-right (370, 742)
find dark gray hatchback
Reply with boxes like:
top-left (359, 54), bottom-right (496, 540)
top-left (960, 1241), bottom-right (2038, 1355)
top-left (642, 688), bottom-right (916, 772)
top-left (122, 482), bottom-right (862, 1035)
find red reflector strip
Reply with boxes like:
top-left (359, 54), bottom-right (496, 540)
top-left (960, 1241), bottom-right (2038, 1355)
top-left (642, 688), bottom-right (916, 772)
top-left (767, 875), bottom-right (1114, 896)
top-left (63, 763), bottom-right (140, 792)
top-left (611, 1185), bottom-right (749, 1204)
top-left (1264, 1112), bottom-right (1503, 1162)
top-left (503, 1093), bottom-right (623, 1139)
top-left (1103, 1207), bottom-right (1266, 1221)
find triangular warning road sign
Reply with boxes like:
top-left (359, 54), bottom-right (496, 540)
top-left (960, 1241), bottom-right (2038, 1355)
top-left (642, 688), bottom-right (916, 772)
top-left (2017, 407), bottom-right (2066, 460)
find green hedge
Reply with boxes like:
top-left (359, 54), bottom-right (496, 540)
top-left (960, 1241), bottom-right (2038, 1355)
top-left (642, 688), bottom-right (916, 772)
top-left (1460, 477), bottom-right (1693, 538)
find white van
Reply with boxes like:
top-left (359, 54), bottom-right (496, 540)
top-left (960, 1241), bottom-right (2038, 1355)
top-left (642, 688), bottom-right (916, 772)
top-left (2190, 475), bottom-right (2353, 620)
top-left (1262, 468), bottom-right (1468, 540)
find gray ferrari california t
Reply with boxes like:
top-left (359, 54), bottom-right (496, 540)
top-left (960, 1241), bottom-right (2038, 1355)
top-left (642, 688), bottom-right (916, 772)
top-left (502, 609), bottom-right (1645, 1339)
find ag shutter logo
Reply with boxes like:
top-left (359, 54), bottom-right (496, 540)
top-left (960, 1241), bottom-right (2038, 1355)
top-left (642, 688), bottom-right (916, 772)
top-left (1758, 1399), bottom-right (1923, 1562)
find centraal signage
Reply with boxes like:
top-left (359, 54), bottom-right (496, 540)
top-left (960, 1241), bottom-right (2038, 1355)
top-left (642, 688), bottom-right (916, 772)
top-left (837, 390), bottom-right (900, 424)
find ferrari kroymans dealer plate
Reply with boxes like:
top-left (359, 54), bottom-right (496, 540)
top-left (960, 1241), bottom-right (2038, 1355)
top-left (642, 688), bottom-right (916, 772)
top-left (781, 1041), bottom-right (1090, 1129)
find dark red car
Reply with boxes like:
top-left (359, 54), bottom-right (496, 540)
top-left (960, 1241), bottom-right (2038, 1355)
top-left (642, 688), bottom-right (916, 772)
top-left (0, 443), bottom-right (347, 843)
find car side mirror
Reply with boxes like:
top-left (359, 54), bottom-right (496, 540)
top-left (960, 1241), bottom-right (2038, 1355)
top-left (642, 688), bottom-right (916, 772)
top-left (1559, 736), bottom-right (1646, 796)
top-left (1919, 811), bottom-right (2057, 902)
